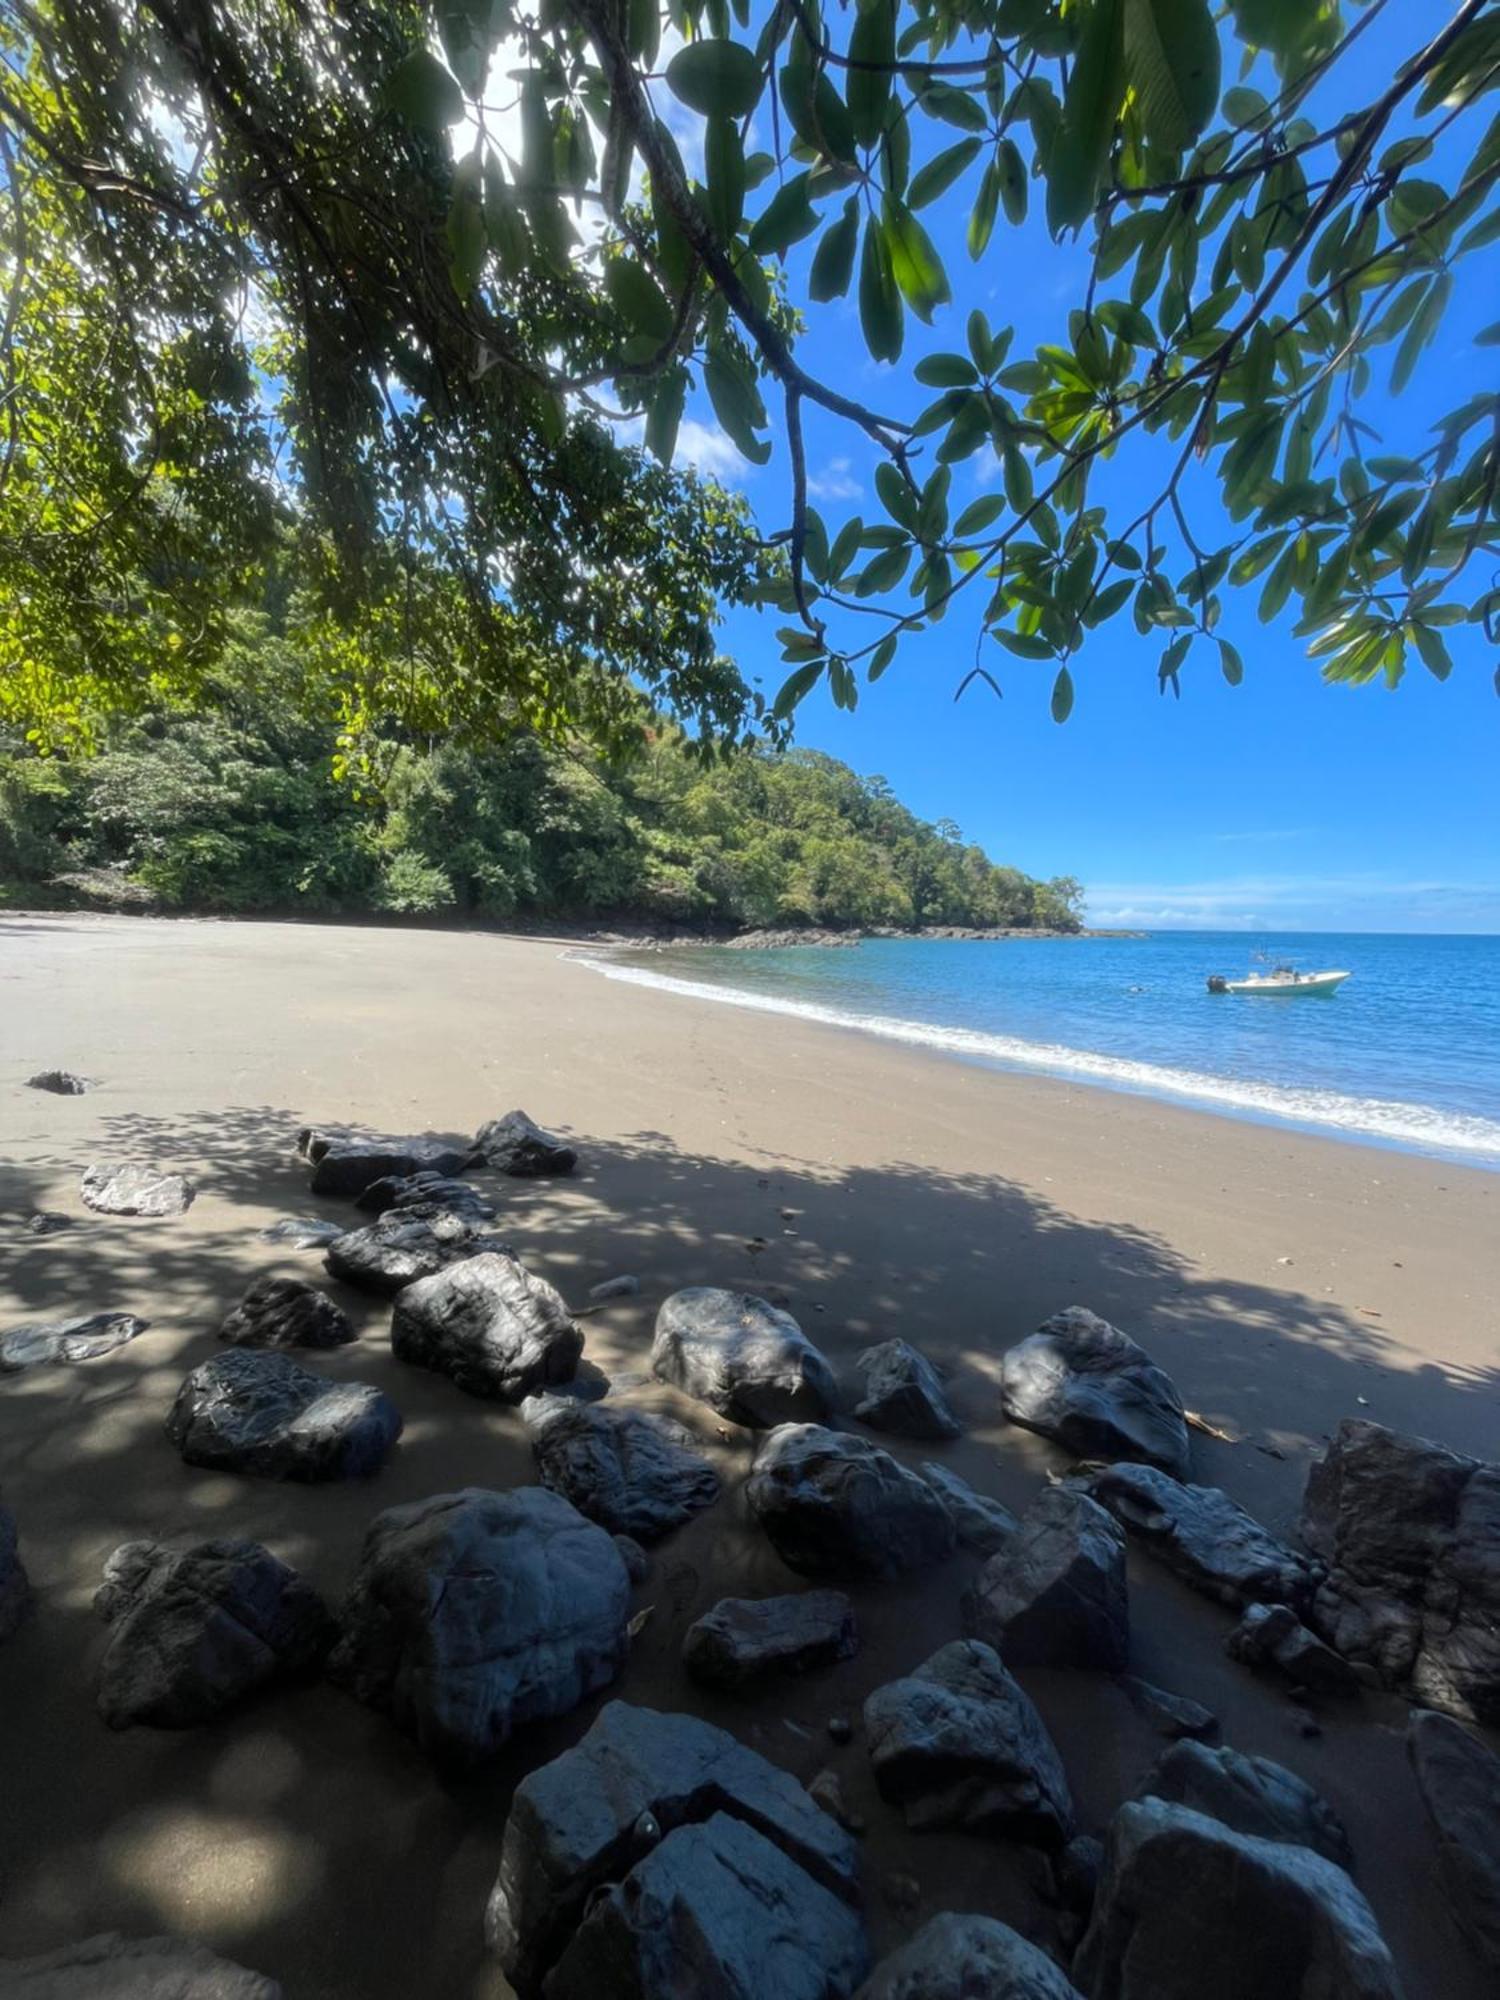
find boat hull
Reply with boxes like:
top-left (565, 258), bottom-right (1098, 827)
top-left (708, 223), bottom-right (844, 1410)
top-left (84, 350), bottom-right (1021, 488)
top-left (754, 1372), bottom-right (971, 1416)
top-left (1221, 970), bottom-right (1351, 996)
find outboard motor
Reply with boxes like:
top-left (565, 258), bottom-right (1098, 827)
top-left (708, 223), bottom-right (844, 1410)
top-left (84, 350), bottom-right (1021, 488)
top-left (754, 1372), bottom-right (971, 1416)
top-left (1206, 975), bottom-right (1228, 993)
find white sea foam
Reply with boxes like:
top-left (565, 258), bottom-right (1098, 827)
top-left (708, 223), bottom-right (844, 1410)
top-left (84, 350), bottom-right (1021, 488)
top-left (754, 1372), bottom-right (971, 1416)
top-left (575, 953), bottom-right (1500, 1165)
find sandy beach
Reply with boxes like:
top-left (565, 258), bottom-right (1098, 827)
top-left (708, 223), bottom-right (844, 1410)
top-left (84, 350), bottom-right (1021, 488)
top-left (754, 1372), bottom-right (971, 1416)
top-left (1, 912), bottom-right (1497, 1997)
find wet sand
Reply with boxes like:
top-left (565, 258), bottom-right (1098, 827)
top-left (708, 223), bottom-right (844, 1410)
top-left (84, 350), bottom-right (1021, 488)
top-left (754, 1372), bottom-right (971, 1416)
top-left (1, 912), bottom-right (1497, 1997)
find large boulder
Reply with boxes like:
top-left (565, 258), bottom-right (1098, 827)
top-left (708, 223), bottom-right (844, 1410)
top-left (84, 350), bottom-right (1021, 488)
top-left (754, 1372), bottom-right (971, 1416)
top-left (917, 1462), bottom-right (1018, 1554)
top-left (682, 1590), bottom-right (858, 1691)
top-left (1226, 1602), bottom-right (1363, 1696)
top-left (653, 1288), bottom-right (836, 1427)
top-left (964, 1485), bottom-right (1129, 1671)
top-left (521, 1394), bottom-right (718, 1540)
top-left (1087, 1461), bottom-right (1316, 1610)
top-left (1135, 1739), bottom-right (1352, 1869)
top-left (1073, 1798), bottom-right (1402, 1999)
top-left (542, 1811), bottom-right (870, 2000)
top-left (218, 1275), bottom-right (354, 1350)
top-left (853, 1340), bottom-right (961, 1440)
top-left (474, 1109), bottom-right (577, 1177)
top-left (0, 1933), bottom-right (280, 1997)
top-left (486, 1699), bottom-right (861, 1994)
top-left (94, 1538), bottom-right (334, 1729)
top-left (165, 1349), bottom-right (402, 1482)
top-left (355, 1170), bottom-right (495, 1220)
top-left (79, 1162), bottom-right (194, 1217)
top-left (856, 1914), bottom-right (1083, 2000)
top-left (0, 1311), bottom-right (150, 1373)
top-left (1407, 1707), bottom-right (1500, 1969)
top-left (1000, 1308), bottom-right (1189, 1478)
top-left (391, 1252), bottom-right (582, 1402)
top-left (323, 1209), bottom-right (509, 1295)
top-left (863, 1639), bottom-right (1074, 1846)
top-left (1, 1498), bottom-right (30, 1640)
top-left (1302, 1418), bottom-right (1500, 1722)
top-left (746, 1424), bottom-right (956, 1581)
top-left (328, 1486), bottom-right (629, 1764)
top-left (257, 1216), bottom-right (343, 1249)
top-left (297, 1127), bottom-right (474, 1198)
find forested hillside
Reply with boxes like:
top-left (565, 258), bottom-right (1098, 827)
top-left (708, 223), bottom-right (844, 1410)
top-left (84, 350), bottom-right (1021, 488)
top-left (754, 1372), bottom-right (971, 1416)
top-left (0, 616), bottom-right (1078, 935)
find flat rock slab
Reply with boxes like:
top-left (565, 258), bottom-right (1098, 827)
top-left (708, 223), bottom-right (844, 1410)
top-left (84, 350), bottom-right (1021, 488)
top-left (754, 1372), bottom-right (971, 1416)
top-left (544, 1810), bottom-right (870, 2000)
top-left (79, 1162), bottom-right (194, 1218)
top-left (522, 1394), bottom-right (718, 1540)
top-left (864, 1639), bottom-right (1074, 1847)
top-left (166, 1349), bottom-right (402, 1482)
top-left (747, 1423), bottom-right (956, 1580)
top-left (1116, 1674), bottom-right (1219, 1742)
top-left (297, 1128), bottom-right (474, 1198)
top-left (854, 1339), bottom-right (961, 1440)
top-left (1087, 1460), bottom-right (1316, 1611)
top-left (329, 1486), bottom-right (629, 1766)
top-left (219, 1275), bottom-right (354, 1350)
top-left (965, 1484), bottom-right (1129, 1671)
top-left (1073, 1798), bottom-right (1402, 2000)
top-left (473, 1109), bottom-right (577, 1177)
top-left (95, 1537), bottom-right (334, 1729)
top-left (1227, 1601), bottom-right (1362, 1696)
top-left (1, 1500), bottom-right (30, 1640)
top-left (917, 1462), bottom-right (1018, 1554)
top-left (1408, 1707), bottom-right (1500, 1969)
top-left (393, 1252), bottom-right (581, 1402)
top-left (1302, 1417), bottom-right (1500, 1723)
top-left (653, 1287), bottom-right (837, 1427)
top-left (683, 1590), bottom-right (857, 1691)
top-left (257, 1216), bottom-right (343, 1249)
top-left (355, 1171), bottom-right (495, 1220)
top-left (323, 1210), bottom-right (510, 1295)
top-left (0, 1932), bottom-right (280, 1997)
top-left (856, 1912), bottom-right (1083, 2000)
top-left (1000, 1307), bottom-right (1189, 1478)
top-left (486, 1698), bottom-right (860, 1994)
top-left (0, 1311), bottom-right (150, 1373)
top-left (1136, 1739), bottom-right (1351, 1868)
top-left (26, 1068), bottom-right (94, 1094)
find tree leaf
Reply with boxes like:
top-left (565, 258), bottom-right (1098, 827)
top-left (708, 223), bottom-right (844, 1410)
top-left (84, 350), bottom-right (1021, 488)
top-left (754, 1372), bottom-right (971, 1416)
top-left (645, 370), bottom-right (686, 465)
top-left (1218, 637), bottom-right (1244, 685)
top-left (704, 348), bottom-right (772, 463)
top-left (446, 151), bottom-right (486, 295)
top-left (772, 660), bottom-right (824, 717)
top-left (956, 493), bottom-right (1006, 535)
top-left (810, 198), bottom-right (860, 301)
top-left (847, 0), bottom-right (896, 148)
top-left (385, 49), bottom-right (464, 129)
top-left (666, 38), bottom-right (764, 119)
top-left (914, 352), bottom-right (978, 387)
top-left (910, 138), bottom-right (982, 209)
top-left (1050, 664), bottom-right (1075, 721)
top-left (883, 197), bottom-right (951, 322)
top-left (859, 214), bottom-right (904, 361)
top-left (705, 115), bottom-right (746, 241)
top-left (996, 139), bottom-right (1028, 224)
top-left (748, 173), bottom-right (819, 254)
top-left (868, 633), bottom-right (898, 680)
top-left (968, 158), bottom-right (1001, 258)
top-left (1047, 0), bottom-right (1125, 235)
top-left (604, 258), bottom-right (675, 343)
top-left (1123, 0), bottom-right (1220, 154)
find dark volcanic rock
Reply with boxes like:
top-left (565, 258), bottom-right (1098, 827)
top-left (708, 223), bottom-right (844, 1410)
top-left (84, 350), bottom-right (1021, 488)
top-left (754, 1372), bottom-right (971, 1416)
top-left (853, 1339), bottom-right (961, 1440)
top-left (1000, 1308), bottom-right (1189, 1478)
top-left (1302, 1417), bottom-right (1500, 1723)
top-left (917, 1462), bottom-right (1018, 1554)
top-left (653, 1287), bottom-right (837, 1427)
top-left (94, 1537), bottom-right (334, 1729)
top-left (746, 1423), bottom-right (956, 1581)
top-left (1407, 1707), bottom-right (1500, 1969)
top-left (522, 1394), bottom-right (718, 1540)
top-left (0, 1311), bottom-right (150, 1373)
top-left (1116, 1674), bottom-right (1219, 1742)
top-left (323, 1208), bottom-right (508, 1295)
top-left (543, 1810), bottom-right (870, 2000)
top-left (218, 1275), bottom-right (354, 1351)
top-left (79, 1162), bottom-right (194, 1217)
top-left (165, 1349), bottom-right (402, 1482)
top-left (682, 1590), bottom-right (857, 1691)
top-left (26, 1068), bottom-right (94, 1094)
top-left (355, 1170), bottom-right (496, 1220)
top-left (485, 1698), bottom-right (860, 1994)
top-left (0, 1933), bottom-right (280, 1997)
top-left (1087, 1460), bottom-right (1315, 1610)
top-left (614, 1534), bottom-right (649, 1583)
top-left (1, 1498), bottom-right (30, 1640)
top-left (258, 1215), bottom-right (343, 1249)
top-left (474, 1109), bottom-right (577, 1177)
top-left (25, 1210), bottom-right (73, 1237)
top-left (392, 1252), bottom-right (582, 1402)
top-left (298, 1128), bottom-right (474, 1198)
top-left (964, 1485), bottom-right (1128, 1671)
top-left (1227, 1602), bottom-right (1362, 1696)
top-left (329, 1486), bottom-right (629, 1764)
top-left (1073, 1798), bottom-right (1401, 2000)
top-left (857, 1912), bottom-right (1084, 2000)
top-left (864, 1639), bottom-right (1074, 1846)
top-left (1136, 1739), bottom-right (1352, 1868)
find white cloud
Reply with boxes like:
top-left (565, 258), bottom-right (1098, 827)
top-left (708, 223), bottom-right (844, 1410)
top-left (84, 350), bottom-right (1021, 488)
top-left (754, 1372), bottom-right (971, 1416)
top-left (1084, 873), bottom-right (1500, 932)
top-left (808, 456), bottom-right (861, 501)
top-left (674, 418), bottom-right (754, 481)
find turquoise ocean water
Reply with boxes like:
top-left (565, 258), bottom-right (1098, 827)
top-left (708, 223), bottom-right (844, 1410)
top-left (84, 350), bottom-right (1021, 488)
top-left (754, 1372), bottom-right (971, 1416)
top-left (583, 932), bottom-right (1500, 1169)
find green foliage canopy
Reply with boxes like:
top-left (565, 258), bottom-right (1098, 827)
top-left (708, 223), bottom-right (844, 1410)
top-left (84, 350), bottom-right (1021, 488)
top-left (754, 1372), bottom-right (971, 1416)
top-left (1, 0), bottom-right (1496, 746)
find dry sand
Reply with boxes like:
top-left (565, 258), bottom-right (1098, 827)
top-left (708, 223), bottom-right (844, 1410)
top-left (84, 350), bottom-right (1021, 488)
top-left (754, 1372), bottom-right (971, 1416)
top-left (1, 912), bottom-right (1497, 1997)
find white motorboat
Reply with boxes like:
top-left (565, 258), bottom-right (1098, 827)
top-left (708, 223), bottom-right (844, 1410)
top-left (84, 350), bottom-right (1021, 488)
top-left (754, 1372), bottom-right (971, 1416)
top-left (1207, 962), bottom-right (1351, 997)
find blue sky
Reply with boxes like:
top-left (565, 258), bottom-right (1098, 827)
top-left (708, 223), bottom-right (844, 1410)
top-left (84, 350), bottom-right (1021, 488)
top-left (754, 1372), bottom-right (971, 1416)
top-left (662, 2), bottom-right (1499, 933)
